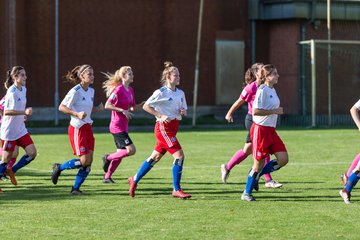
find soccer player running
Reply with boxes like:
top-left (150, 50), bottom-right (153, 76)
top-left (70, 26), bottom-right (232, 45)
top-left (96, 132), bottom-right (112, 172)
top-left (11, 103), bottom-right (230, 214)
top-left (0, 95), bottom-right (20, 182)
top-left (221, 63), bottom-right (282, 189)
top-left (128, 61), bottom-right (191, 199)
top-left (101, 66), bottom-right (143, 183)
top-left (241, 64), bottom-right (288, 202)
top-left (0, 66), bottom-right (37, 186)
top-left (339, 100), bottom-right (360, 204)
top-left (51, 64), bottom-right (104, 195)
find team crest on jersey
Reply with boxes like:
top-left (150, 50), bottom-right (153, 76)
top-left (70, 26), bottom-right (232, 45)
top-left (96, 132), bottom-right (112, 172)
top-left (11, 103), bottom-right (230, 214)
top-left (257, 152), bottom-right (262, 157)
top-left (80, 147), bottom-right (86, 152)
top-left (6, 142), bottom-right (12, 148)
top-left (171, 137), bottom-right (177, 142)
top-left (125, 139), bottom-right (130, 144)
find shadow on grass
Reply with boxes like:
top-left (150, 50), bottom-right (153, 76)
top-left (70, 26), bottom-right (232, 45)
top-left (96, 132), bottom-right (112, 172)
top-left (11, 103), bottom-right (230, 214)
top-left (1, 173), bottom-right (344, 203)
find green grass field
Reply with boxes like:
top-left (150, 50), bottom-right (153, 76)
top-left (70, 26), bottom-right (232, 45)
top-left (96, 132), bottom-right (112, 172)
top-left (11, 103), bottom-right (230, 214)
top-left (1, 128), bottom-right (359, 239)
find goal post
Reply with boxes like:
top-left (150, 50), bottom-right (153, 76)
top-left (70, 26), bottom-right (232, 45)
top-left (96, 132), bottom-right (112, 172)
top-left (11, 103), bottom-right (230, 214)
top-left (299, 39), bottom-right (360, 127)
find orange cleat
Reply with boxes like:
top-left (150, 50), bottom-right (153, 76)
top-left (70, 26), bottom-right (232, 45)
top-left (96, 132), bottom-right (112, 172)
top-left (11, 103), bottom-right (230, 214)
top-left (172, 189), bottom-right (191, 199)
top-left (128, 176), bottom-right (137, 197)
top-left (5, 168), bottom-right (17, 186)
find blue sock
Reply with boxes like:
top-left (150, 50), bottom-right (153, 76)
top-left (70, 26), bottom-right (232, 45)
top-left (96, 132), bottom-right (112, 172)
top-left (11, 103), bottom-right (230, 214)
top-left (259, 160), bottom-right (281, 177)
top-left (245, 169), bottom-right (258, 194)
top-left (345, 171), bottom-right (360, 193)
top-left (0, 161), bottom-right (7, 176)
top-left (172, 159), bottom-right (183, 191)
top-left (73, 166), bottom-right (91, 189)
top-left (12, 155), bottom-right (35, 173)
top-left (133, 158), bottom-right (156, 183)
top-left (60, 159), bottom-right (81, 171)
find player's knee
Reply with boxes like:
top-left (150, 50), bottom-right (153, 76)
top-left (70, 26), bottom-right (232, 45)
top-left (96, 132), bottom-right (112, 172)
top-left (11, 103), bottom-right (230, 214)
top-left (127, 146), bottom-right (136, 156)
top-left (279, 156), bottom-right (289, 167)
top-left (27, 150), bottom-right (37, 160)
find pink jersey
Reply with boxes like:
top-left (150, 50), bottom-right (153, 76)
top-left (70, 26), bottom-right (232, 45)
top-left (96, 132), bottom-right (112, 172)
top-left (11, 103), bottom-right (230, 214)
top-left (240, 81), bottom-right (258, 115)
top-left (0, 96), bottom-right (5, 124)
top-left (107, 84), bottom-right (135, 133)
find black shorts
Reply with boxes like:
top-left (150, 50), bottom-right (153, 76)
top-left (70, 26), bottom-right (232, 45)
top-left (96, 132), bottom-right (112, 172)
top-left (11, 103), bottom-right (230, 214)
top-left (112, 132), bottom-right (133, 149)
top-left (244, 114), bottom-right (253, 143)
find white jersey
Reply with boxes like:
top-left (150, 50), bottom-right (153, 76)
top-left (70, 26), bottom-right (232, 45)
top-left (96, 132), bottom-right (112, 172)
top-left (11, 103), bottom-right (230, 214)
top-left (61, 84), bottom-right (94, 128)
top-left (252, 84), bottom-right (280, 127)
top-left (0, 85), bottom-right (28, 140)
top-left (145, 86), bottom-right (187, 121)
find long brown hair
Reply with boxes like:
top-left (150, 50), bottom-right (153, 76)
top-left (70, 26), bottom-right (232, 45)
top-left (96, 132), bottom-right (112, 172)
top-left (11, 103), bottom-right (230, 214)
top-left (260, 64), bottom-right (276, 82)
top-left (65, 64), bottom-right (92, 85)
top-left (5, 66), bottom-right (25, 89)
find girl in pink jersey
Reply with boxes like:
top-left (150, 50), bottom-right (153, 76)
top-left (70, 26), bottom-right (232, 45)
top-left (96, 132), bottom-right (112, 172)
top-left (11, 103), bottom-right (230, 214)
top-left (101, 66), bottom-right (143, 183)
top-left (339, 99), bottom-right (360, 204)
top-left (221, 63), bottom-right (282, 189)
top-left (0, 95), bottom-right (19, 182)
top-left (128, 61), bottom-right (191, 199)
top-left (51, 65), bottom-right (104, 195)
top-left (0, 66), bottom-right (37, 186)
top-left (241, 64), bottom-right (288, 201)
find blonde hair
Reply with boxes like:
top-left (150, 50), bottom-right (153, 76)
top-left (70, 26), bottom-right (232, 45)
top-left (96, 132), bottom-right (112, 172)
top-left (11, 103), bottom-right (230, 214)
top-left (65, 64), bottom-right (92, 85)
top-left (103, 66), bottom-right (132, 97)
top-left (160, 61), bottom-right (178, 86)
top-left (4, 66), bottom-right (25, 89)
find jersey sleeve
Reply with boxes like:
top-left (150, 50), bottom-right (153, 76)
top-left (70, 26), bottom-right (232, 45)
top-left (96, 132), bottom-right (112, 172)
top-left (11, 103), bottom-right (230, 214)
top-left (145, 89), bottom-right (163, 107)
top-left (0, 96), bottom-right (6, 111)
top-left (4, 90), bottom-right (16, 111)
top-left (61, 88), bottom-right (78, 109)
top-left (253, 87), bottom-right (266, 110)
top-left (107, 91), bottom-right (118, 105)
top-left (354, 99), bottom-right (360, 110)
top-left (240, 85), bottom-right (251, 102)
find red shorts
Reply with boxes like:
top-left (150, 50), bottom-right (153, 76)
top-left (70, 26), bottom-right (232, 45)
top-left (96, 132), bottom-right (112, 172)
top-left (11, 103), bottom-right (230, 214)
top-left (2, 133), bottom-right (33, 152)
top-left (250, 123), bottom-right (287, 160)
top-left (68, 124), bottom-right (95, 156)
top-left (154, 120), bottom-right (182, 155)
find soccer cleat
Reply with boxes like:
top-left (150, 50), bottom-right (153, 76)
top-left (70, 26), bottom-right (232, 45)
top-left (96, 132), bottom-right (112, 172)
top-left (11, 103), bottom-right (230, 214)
top-left (5, 168), bottom-right (17, 186)
top-left (51, 163), bottom-right (61, 185)
top-left (102, 154), bottom-right (110, 173)
top-left (241, 192), bottom-right (256, 202)
top-left (103, 178), bottom-right (116, 184)
top-left (0, 175), bottom-right (9, 181)
top-left (264, 180), bottom-right (283, 188)
top-left (70, 187), bottom-right (83, 196)
top-left (172, 189), bottom-right (192, 199)
top-left (220, 164), bottom-right (230, 183)
top-left (340, 173), bottom-right (348, 185)
top-left (339, 190), bottom-right (351, 204)
top-left (128, 176), bottom-right (137, 197)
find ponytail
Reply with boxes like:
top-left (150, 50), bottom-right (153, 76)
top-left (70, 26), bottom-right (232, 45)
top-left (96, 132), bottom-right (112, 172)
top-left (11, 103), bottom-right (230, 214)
top-left (4, 66), bottom-right (24, 89)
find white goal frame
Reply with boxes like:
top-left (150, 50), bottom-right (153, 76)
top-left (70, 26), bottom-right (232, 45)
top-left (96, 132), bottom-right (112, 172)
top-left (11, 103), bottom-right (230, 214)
top-left (299, 39), bottom-right (360, 127)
